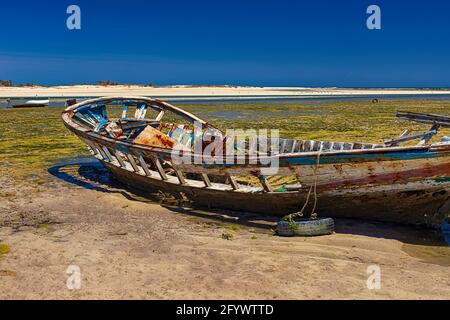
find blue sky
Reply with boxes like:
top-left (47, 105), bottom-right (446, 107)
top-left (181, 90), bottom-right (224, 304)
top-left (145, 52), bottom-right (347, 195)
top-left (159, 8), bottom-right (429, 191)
top-left (0, 0), bottom-right (449, 87)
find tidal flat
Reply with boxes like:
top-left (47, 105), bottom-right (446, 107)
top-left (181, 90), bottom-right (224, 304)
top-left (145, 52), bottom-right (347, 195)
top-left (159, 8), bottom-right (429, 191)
top-left (0, 99), bottom-right (449, 299)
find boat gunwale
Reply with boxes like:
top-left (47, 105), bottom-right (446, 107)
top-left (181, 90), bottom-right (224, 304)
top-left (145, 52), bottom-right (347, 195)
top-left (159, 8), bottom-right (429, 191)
top-left (64, 95), bottom-right (209, 126)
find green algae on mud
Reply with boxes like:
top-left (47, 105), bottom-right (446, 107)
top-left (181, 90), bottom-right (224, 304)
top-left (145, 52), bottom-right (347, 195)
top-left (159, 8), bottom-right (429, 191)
top-left (0, 106), bottom-right (88, 179)
top-left (1, 100), bottom-right (449, 184)
top-left (0, 243), bottom-right (10, 255)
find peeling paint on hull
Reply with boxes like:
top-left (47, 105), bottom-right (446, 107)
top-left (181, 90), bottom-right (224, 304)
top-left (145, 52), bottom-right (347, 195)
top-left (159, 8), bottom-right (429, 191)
top-left (103, 160), bottom-right (450, 226)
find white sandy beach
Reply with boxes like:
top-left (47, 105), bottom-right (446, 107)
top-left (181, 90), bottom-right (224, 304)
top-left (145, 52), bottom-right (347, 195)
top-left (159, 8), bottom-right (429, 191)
top-left (1, 170), bottom-right (449, 299)
top-left (1, 85), bottom-right (450, 99)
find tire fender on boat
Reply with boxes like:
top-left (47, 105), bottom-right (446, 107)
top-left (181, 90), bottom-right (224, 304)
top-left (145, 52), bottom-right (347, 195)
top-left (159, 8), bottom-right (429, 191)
top-left (276, 218), bottom-right (335, 237)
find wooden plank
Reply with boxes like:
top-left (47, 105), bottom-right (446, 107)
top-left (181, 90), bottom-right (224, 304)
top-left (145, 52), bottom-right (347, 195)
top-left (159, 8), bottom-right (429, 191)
top-left (227, 174), bottom-right (239, 190)
top-left (134, 103), bottom-right (147, 119)
top-left (321, 141), bottom-right (331, 151)
top-left (137, 155), bottom-right (152, 176)
top-left (201, 173), bottom-right (212, 188)
top-left (319, 141), bottom-right (325, 151)
top-left (175, 170), bottom-right (186, 185)
top-left (91, 146), bottom-right (102, 158)
top-left (303, 140), bottom-right (312, 152)
top-left (312, 141), bottom-right (322, 151)
top-left (79, 111), bottom-right (97, 126)
top-left (259, 175), bottom-right (273, 192)
top-left (396, 111), bottom-right (450, 128)
top-left (127, 154), bottom-right (140, 173)
top-left (155, 110), bottom-right (165, 121)
top-left (102, 146), bottom-right (116, 163)
top-left (384, 126), bottom-right (438, 146)
top-left (419, 125), bottom-right (439, 145)
top-left (86, 146), bottom-right (96, 155)
top-left (114, 150), bottom-right (127, 167)
top-left (121, 105), bottom-right (128, 118)
top-left (279, 139), bottom-right (287, 154)
top-left (140, 108), bottom-right (148, 119)
top-left (290, 140), bottom-right (297, 153)
top-left (282, 139), bottom-right (294, 154)
top-left (152, 157), bottom-right (168, 180)
top-left (73, 113), bottom-right (94, 128)
top-left (343, 143), bottom-right (354, 150)
top-left (332, 142), bottom-right (343, 151)
top-left (296, 140), bottom-right (305, 152)
top-left (81, 138), bottom-right (99, 156)
top-left (94, 144), bottom-right (109, 161)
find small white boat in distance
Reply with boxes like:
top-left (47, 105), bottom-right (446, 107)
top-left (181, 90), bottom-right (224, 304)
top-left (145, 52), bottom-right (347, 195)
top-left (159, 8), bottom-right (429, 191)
top-left (11, 99), bottom-right (50, 108)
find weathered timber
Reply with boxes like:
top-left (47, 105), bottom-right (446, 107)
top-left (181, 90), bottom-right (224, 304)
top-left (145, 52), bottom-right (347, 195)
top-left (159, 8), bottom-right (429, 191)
top-left (61, 96), bottom-right (450, 227)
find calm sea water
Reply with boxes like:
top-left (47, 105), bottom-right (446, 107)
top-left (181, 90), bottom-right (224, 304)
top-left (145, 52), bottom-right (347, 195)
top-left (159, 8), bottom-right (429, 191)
top-left (2, 94), bottom-right (450, 108)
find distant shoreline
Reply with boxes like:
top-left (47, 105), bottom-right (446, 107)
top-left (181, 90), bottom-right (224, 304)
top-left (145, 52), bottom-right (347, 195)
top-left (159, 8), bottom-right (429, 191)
top-left (1, 85), bottom-right (450, 99)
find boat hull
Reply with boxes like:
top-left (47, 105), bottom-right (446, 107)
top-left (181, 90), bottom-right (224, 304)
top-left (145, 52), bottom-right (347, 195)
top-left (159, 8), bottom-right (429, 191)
top-left (11, 99), bottom-right (49, 108)
top-left (102, 160), bottom-right (450, 226)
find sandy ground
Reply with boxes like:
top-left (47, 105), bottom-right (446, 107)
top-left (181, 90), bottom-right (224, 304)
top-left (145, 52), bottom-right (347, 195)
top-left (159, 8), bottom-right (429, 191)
top-left (1, 85), bottom-right (450, 99)
top-left (0, 161), bottom-right (449, 300)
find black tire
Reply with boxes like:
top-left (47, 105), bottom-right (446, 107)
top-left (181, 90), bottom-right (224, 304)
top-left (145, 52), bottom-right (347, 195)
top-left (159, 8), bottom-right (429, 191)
top-left (276, 218), bottom-right (334, 237)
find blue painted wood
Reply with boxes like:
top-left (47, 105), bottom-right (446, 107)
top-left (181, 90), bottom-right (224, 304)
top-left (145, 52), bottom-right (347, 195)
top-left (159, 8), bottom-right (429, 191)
top-left (94, 119), bottom-right (109, 132)
top-left (86, 110), bottom-right (103, 123)
top-left (136, 102), bottom-right (147, 115)
top-left (77, 105), bottom-right (108, 130)
top-left (73, 113), bottom-right (93, 128)
top-left (441, 222), bottom-right (450, 246)
top-left (87, 105), bottom-right (106, 120)
top-left (283, 149), bottom-right (448, 166)
top-left (122, 105), bottom-right (129, 118)
top-left (80, 110), bottom-right (97, 125)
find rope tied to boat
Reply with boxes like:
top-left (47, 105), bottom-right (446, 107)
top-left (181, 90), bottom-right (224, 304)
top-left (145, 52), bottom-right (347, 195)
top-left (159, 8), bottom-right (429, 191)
top-left (310, 151), bottom-right (321, 219)
top-left (284, 150), bottom-right (321, 222)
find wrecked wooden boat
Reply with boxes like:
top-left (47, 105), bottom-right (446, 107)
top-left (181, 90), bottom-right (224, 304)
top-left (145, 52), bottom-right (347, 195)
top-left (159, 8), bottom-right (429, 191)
top-left (62, 97), bottom-right (450, 226)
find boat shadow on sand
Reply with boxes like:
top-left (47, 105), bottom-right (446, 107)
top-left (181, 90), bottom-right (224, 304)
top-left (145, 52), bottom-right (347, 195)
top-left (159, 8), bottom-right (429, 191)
top-left (48, 157), bottom-right (448, 248)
